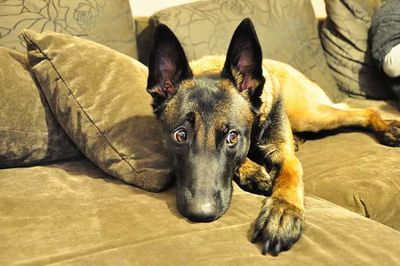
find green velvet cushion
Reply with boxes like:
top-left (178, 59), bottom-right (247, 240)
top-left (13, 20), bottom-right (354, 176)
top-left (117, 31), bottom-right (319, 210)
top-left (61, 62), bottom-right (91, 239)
top-left (320, 0), bottom-right (393, 99)
top-left (139, 0), bottom-right (345, 102)
top-left (298, 99), bottom-right (400, 230)
top-left (22, 30), bottom-right (171, 192)
top-left (1, 160), bottom-right (400, 264)
top-left (0, 0), bottom-right (137, 58)
top-left (0, 47), bottom-right (80, 168)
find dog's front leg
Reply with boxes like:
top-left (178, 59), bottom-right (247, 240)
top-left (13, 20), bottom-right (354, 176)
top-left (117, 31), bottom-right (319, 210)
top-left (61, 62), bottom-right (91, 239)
top-left (234, 157), bottom-right (273, 196)
top-left (252, 140), bottom-right (304, 256)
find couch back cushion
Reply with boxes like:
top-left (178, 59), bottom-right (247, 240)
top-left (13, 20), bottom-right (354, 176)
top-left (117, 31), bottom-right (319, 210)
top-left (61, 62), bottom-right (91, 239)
top-left (0, 0), bottom-right (137, 58)
top-left (137, 0), bottom-right (345, 102)
top-left (22, 30), bottom-right (172, 192)
top-left (320, 0), bottom-right (393, 99)
top-left (0, 47), bottom-right (80, 168)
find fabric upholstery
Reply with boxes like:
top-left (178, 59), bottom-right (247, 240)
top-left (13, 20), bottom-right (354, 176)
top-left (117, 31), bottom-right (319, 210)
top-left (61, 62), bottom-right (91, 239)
top-left (298, 98), bottom-right (400, 230)
top-left (22, 30), bottom-right (171, 192)
top-left (320, 0), bottom-right (394, 99)
top-left (1, 2), bottom-right (400, 264)
top-left (1, 160), bottom-right (400, 265)
top-left (0, 0), bottom-right (137, 58)
top-left (139, 0), bottom-right (345, 102)
top-left (0, 47), bottom-right (80, 168)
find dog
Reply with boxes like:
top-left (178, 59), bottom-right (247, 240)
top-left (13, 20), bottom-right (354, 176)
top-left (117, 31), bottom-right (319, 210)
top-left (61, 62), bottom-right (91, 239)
top-left (145, 18), bottom-right (400, 256)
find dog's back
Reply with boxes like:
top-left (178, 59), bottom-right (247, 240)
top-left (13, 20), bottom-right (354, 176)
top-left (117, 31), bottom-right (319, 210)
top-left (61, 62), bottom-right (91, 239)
top-left (190, 56), bottom-right (333, 132)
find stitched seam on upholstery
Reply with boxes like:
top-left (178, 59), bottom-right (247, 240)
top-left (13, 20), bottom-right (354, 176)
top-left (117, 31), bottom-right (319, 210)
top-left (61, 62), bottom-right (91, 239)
top-left (0, 128), bottom-right (48, 135)
top-left (24, 33), bottom-right (147, 186)
top-left (359, 198), bottom-right (370, 218)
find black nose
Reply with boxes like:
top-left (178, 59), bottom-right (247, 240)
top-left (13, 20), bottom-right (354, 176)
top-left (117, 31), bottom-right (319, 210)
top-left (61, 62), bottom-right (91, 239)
top-left (186, 202), bottom-right (218, 222)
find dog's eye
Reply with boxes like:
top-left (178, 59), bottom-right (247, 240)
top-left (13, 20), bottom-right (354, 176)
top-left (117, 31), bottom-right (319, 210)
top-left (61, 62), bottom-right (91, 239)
top-left (173, 128), bottom-right (187, 143)
top-left (226, 130), bottom-right (239, 146)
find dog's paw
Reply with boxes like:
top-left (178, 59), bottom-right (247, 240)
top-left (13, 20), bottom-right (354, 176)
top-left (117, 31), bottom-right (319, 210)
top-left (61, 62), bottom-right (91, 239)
top-left (379, 120), bottom-right (400, 147)
top-left (252, 196), bottom-right (304, 256)
top-left (235, 164), bottom-right (272, 196)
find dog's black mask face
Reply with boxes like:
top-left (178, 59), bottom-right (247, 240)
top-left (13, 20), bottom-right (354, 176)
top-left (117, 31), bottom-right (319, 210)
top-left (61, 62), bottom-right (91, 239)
top-left (147, 19), bottom-right (265, 222)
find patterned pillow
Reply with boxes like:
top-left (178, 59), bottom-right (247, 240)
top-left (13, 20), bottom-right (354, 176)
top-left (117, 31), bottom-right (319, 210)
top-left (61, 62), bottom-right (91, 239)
top-left (139, 0), bottom-right (345, 102)
top-left (320, 0), bottom-right (393, 99)
top-left (0, 0), bottom-right (137, 58)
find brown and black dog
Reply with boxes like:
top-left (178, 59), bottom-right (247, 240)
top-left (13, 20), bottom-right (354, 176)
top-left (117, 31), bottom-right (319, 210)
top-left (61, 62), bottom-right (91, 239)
top-left (146, 18), bottom-right (400, 256)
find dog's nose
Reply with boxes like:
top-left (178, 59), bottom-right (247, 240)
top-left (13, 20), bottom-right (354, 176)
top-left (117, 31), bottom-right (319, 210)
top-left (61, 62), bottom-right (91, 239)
top-left (186, 202), bottom-right (218, 222)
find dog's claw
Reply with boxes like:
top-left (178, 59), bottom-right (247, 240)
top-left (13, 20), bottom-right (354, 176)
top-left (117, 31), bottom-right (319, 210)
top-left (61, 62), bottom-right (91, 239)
top-left (272, 241), bottom-right (281, 256)
top-left (251, 230), bottom-right (259, 243)
top-left (252, 207), bottom-right (268, 243)
top-left (262, 240), bottom-right (270, 255)
top-left (253, 196), bottom-right (304, 256)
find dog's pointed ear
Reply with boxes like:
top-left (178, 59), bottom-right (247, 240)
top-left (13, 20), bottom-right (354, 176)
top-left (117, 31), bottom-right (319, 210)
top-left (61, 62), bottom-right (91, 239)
top-left (221, 18), bottom-right (265, 106)
top-left (147, 24), bottom-right (193, 108)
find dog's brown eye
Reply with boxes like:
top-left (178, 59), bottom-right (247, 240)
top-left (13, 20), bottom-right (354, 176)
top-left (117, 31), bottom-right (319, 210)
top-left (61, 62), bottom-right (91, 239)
top-left (173, 128), bottom-right (187, 143)
top-left (226, 130), bottom-right (239, 146)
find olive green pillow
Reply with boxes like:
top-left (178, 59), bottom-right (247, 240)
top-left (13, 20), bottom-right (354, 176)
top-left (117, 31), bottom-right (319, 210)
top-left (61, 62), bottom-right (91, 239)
top-left (0, 47), bottom-right (80, 168)
top-left (22, 30), bottom-right (172, 192)
top-left (0, 0), bottom-right (137, 58)
top-left (320, 0), bottom-right (393, 99)
top-left (139, 0), bottom-right (344, 102)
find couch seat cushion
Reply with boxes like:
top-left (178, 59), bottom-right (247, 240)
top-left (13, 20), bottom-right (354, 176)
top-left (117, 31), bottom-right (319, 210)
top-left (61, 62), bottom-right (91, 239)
top-left (298, 98), bottom-right (400, 230)
top-left (1, 160), bottom-right (400, 265)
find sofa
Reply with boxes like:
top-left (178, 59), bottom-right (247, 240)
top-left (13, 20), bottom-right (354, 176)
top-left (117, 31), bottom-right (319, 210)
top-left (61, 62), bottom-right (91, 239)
top-left (1, 0), bottom-right (400, 265)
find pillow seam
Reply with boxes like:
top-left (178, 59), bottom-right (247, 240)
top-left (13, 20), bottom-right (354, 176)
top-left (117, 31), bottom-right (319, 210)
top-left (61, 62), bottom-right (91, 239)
top-left (25, 35), bottom-right (147, 187)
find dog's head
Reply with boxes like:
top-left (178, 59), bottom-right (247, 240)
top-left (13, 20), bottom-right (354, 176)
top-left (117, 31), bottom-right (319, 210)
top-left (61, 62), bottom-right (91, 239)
top-left (147, 18), bottom-right (265, 222)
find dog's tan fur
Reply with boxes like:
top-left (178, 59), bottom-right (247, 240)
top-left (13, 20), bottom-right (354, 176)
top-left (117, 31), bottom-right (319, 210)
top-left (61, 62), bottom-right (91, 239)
top-left (190, 55), bottom-right (399, 254)
top-left (191, 55), bottom-right (396, 136)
